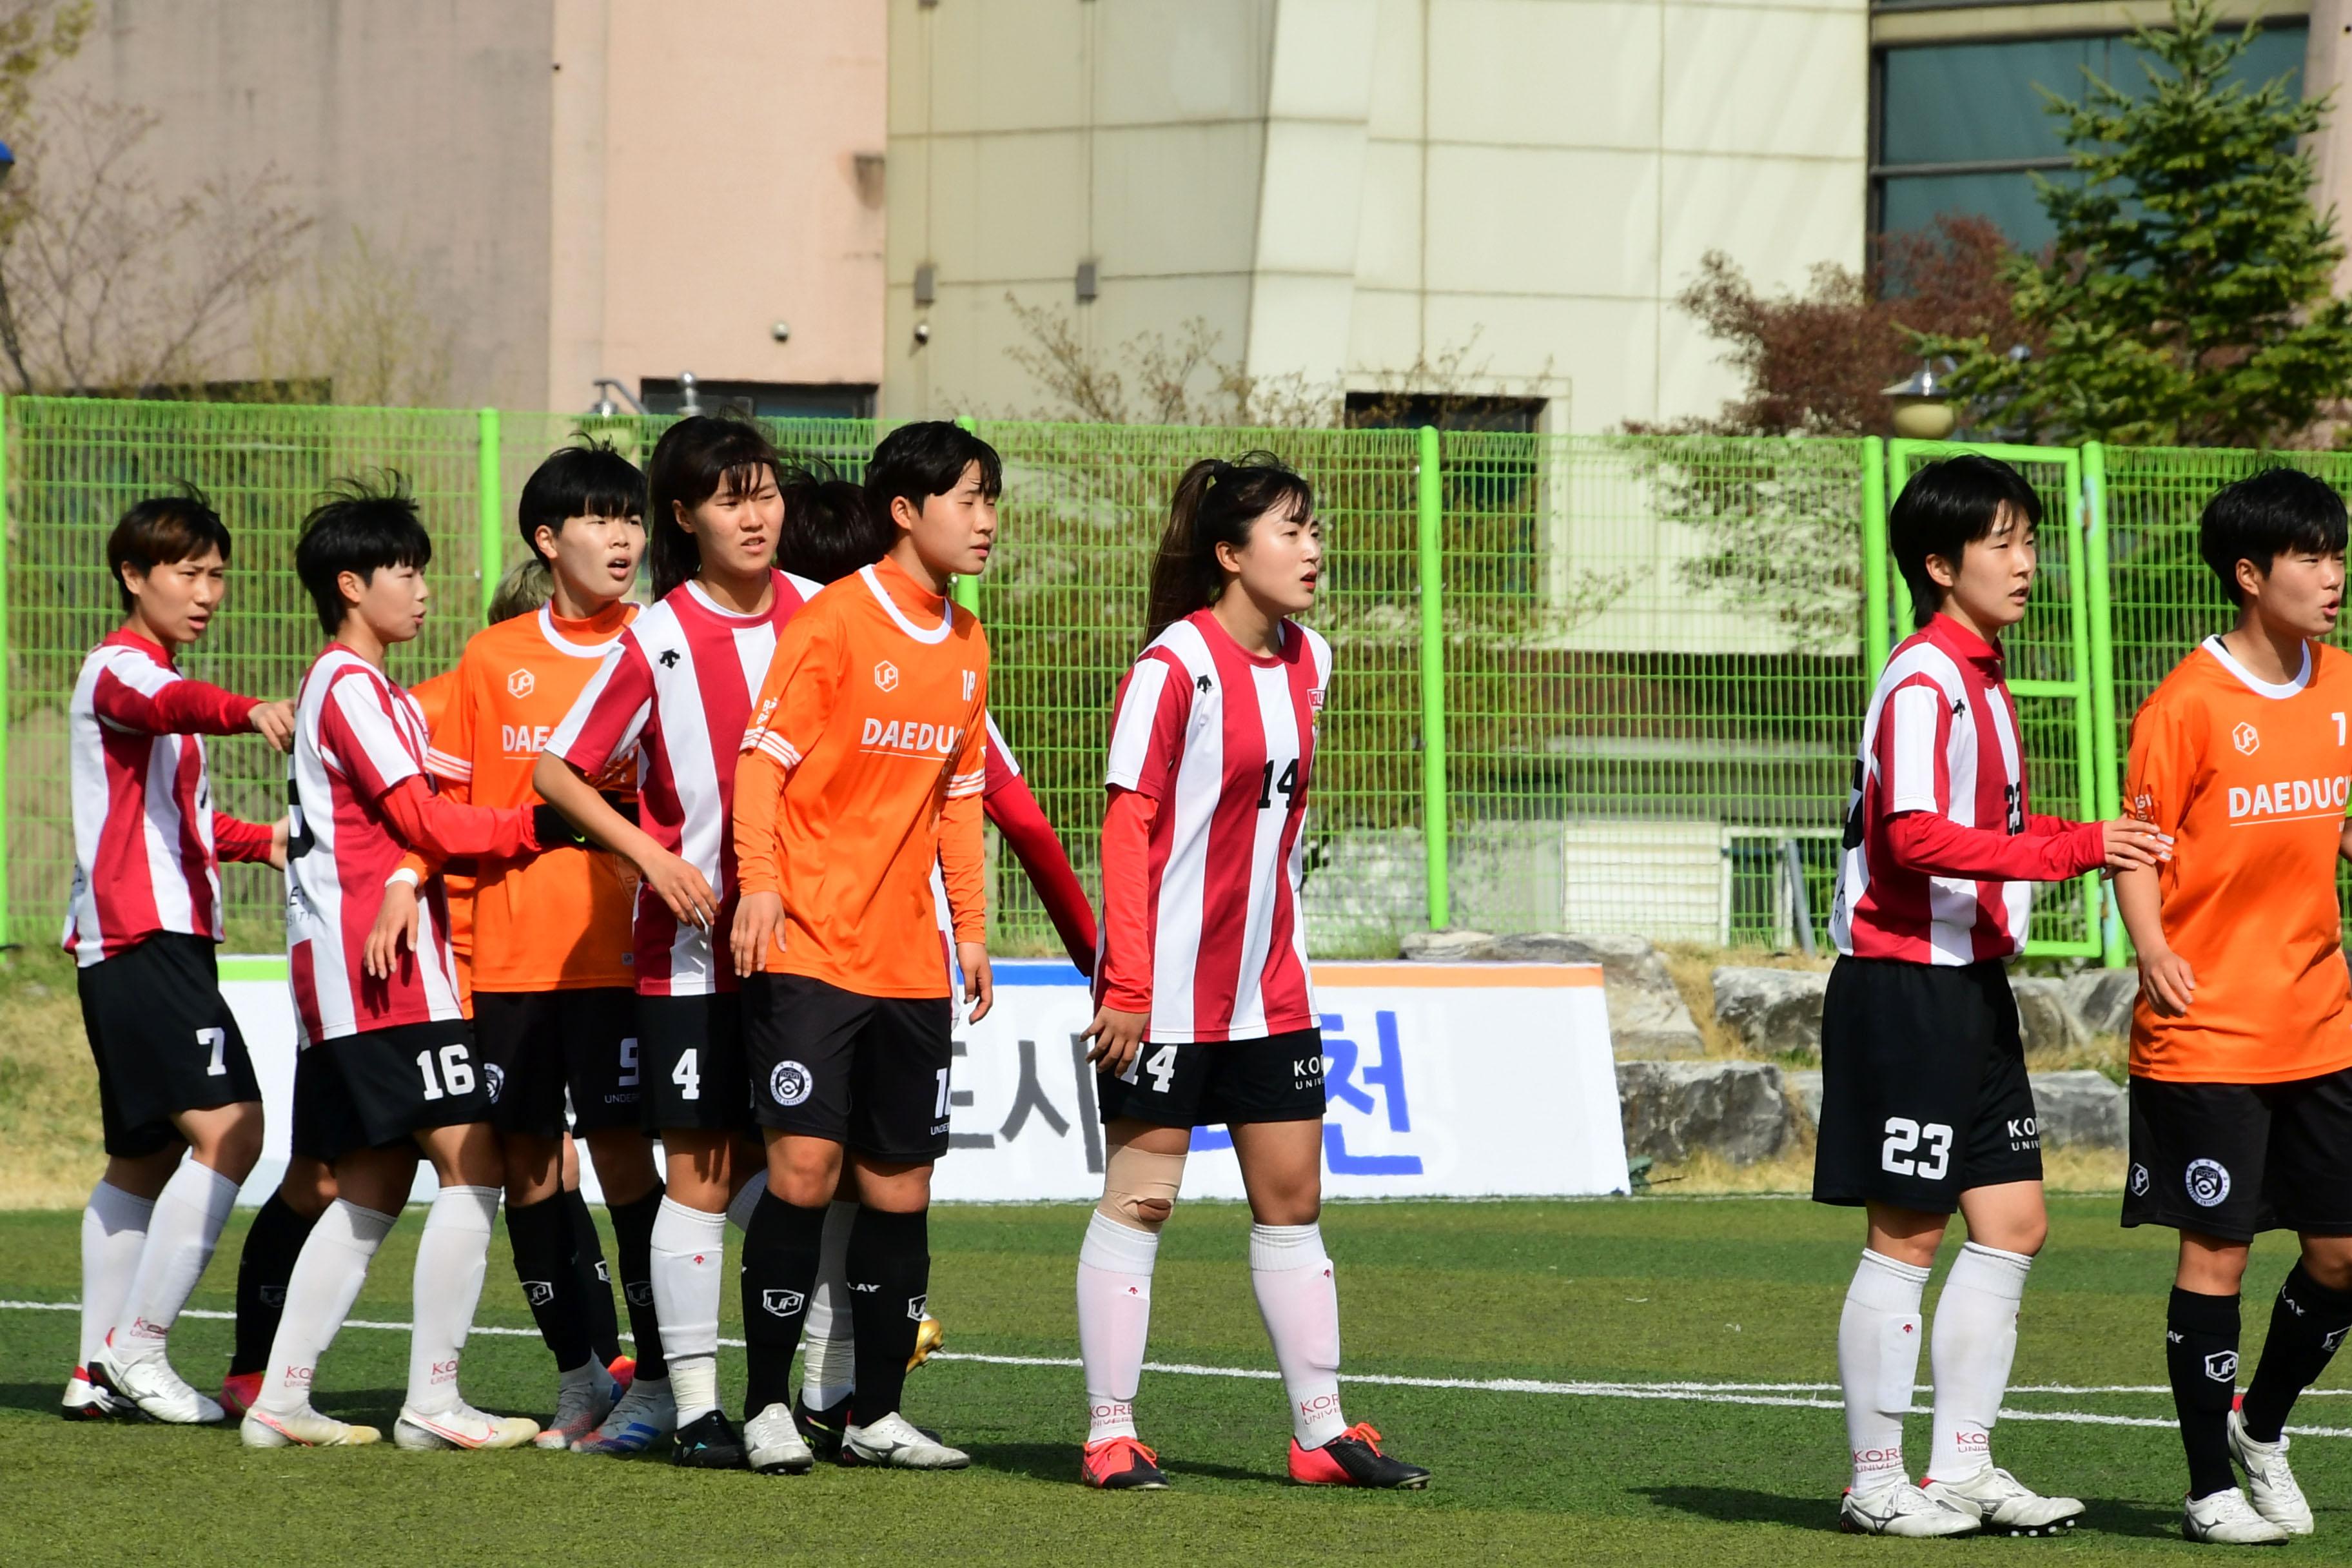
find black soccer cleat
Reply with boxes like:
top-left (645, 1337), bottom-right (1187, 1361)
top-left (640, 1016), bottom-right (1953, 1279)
top-left (670, 1408), bottom-right (748, 1470)
top-left (792, 1395), bottom-right (849, 1464)
top-left (1082, 1435), bottom-right (1170, 1490)
top-left (1289, 1424), bottom-right (1431, 1489)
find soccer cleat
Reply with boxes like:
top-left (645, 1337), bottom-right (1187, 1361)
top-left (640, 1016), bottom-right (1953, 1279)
top-left (1288, 1424), bottom-right (1430, 1489)
top-left (576, 1372), bottom-right (675, 1455)
top-left (669, 1408), bottom-right (749, 1469)
top-left (745, 1402), bottom-right (816, 1475)
top-left (239, 1404), bottom-right (382, 1448)
top-left (61, 1369), bottom-right (135, 1422)
top-left (1839, 1482), bottom-right (1981, 1537)
top-left (909, 1314), bottom-right (946, 1372)
top-left (793, 1395), bottom-right (849, 1464)
top-left (2227, 1409), bottom-right (2315, 1536)
top-left (606, 1353), bottom-right (636, 1396)
top-left (845, 1411), bottom-right (970, 1470)
top-left (1921, 1467), bottom-right (2084, 1535)
top-left (94, 1347), bottom-right (224, 1425)
top-left (393, 1402), bottom-right (540, 1451)
top-left (2182, 1487), bottom-right (2293, 1545)
top-left (534, 1362), bottom-right (621, 1449)
top-left (1082, 1435), bottom-right (1169, 1490)
top-left (218, 1371), bottom-right (264, 1420)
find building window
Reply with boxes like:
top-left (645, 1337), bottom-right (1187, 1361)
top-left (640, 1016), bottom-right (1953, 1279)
top-left (638, 379), bottom-right (877, 420)
top-left (1342, 392), bottom-right (1546, 433)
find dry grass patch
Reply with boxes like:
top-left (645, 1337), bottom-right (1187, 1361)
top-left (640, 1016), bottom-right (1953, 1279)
top-left (0, 946), bottom-right (103, 1207)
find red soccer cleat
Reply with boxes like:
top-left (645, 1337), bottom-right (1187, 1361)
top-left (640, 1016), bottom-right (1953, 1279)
top-left (219, 1371), bottom-right (264, 1420)
top-left (1081, 1435), bottom-right (1168, 1490)
top-left (1288, 1423), bottom-right (1431, 1489)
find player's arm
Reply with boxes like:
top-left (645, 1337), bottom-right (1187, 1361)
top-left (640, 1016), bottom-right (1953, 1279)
top-left (730, 612), bottom-right (845, 972)
top-left (92, 658), bottom-right (293, 750)
top-left (211, 810), bottom-right (283, 868)
top-left (322, 675), bottom-right (537, 861)
top-left (2117, 700), bottom-right (2195, 1015)
top-left (942, 684), bottom-right (992, 1022)
top-left (985, 772), bottom-right (1098, 977)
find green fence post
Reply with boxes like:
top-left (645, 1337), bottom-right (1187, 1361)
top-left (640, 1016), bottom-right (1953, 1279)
top-left (0, 391), bottom-right (13, 948)
top-left (476, 407), bottom-right (502, 619)
top-left (951, 415), bottom-right (981, 614)
top-left (2082, 442), bottom-right (2126, 967)
top-left (1416, 424), bottom-right (1450, 932)
top-left (1860, 436), bottom-right (1889, 674)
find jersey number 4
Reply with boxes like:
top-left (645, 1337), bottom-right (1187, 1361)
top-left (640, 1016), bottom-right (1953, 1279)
top-left (1257, 758), bottom-right (1299, 811)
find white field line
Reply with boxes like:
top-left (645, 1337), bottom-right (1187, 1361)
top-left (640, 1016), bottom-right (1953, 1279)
top-left (8, 1298), bottom-right (2351, 1438)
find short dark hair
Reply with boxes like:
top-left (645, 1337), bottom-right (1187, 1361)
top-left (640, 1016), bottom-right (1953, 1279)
top-left (775, 460), bottom-right (893, 585)
top-left (518, 441), bottom-right (645, 563)
top-left (294, 473), bottom-right (433, 636)
top-left (865, 420), bottom-right (1002, 531)
top-left (108, 484), bottom-right (232, 612)
top-left (645, 415), bottom-right (780, 598)
top-left (1888, 454), bottom-right (2042, 627)
top-left (2199, 467), bottom-right (2349, 606)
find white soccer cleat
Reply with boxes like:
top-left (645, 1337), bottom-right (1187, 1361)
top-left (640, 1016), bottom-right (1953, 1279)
top-left (1839, 1481), bottom-right (1981, 1537)
top-left (60, 1369), bottom-right (134, 1422)
top-left (1921, 1466), bottom-right (2084, 1535)
top-left (745, 1402), bottom-right (816, 1475)
top-left (2182, 1487), bottom-right (2293, 1545)
top-left (2227, 1409), bottom-right (2315, 1536)
top-left (239, 1404), bottom-right (382, 1448)
top-left (844, 1411), bottom-right (970, 1470)
top-left (573, 1373), bottom-right (676, 1455)
top-left (393, 1401), bottom-right (540, 1451)
top-left (95, 1349), bottom-right (224, 1426)
top-left (534, 1362), bottom-right (621, 1449)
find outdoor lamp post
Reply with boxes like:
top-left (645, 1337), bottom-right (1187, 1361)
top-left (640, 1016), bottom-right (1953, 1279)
top-left (1883, 361), bottom-right (1956, 441)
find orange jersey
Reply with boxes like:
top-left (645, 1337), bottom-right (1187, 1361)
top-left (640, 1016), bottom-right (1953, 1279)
top-left (428, 602), bottom-right (642, 992)
top-left (2126, 636), bottom-right (2352, 1083)
top-left (735, 556), bottom-right (988, 997)
top-left (410, 669), bottom-right (473, 1006)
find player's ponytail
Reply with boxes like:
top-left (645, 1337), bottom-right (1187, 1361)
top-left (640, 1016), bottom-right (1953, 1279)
top-left (1144, 452), bottom-right (1313, 643)
top-left (775, 460), bottom-right (894, 585)
top-left (646, 415), bottom-right (782, 598)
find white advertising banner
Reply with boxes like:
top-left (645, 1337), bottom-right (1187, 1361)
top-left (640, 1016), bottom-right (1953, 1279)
top-left (223, 957), bottom-right (1627, 1206)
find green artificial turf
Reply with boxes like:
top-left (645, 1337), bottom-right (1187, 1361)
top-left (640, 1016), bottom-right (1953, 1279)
top-left (2, 1196), bottom-right (2346, 1564)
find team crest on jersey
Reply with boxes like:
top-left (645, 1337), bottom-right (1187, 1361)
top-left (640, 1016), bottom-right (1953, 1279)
top-left (2186, 1157), bottom-right (2231, 1207)
top-left (507, 668), bottom-right (536, 698)
top-left (2234, 721), bottom-right (2260, 756)
top-left (2130, 1163), bottom-right (2151, 1197)
top-left (874, 660), bottom-right (899, 692)
top-left (484, 1062), bottom-right (505, 1104)
top-left (1309, 686), bottom-right (1324, 711)
top-left (769, 1060), bottom-right (813, 1106)
top-left (761, 1289), bottom-right (805, 1317)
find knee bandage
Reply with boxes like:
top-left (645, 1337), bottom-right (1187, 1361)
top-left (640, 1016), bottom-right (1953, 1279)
top-left (1095, 1145), bottom-right (1186, 1231)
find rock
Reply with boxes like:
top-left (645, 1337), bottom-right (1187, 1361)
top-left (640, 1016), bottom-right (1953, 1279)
top-left (1616, 1061), bottom-right (1795, 1166)
top-left (1399, 929), bottom-right (1498, 963)
top-left (2064, 969), bottom-right (2139, 1039)
top-left (1404, 930), bottom-right (1703, 1057)
top-left (2010, 977), bottom-right (2087, 1057)
top-left (2030, 1070), bottom-right (2126, 1150)
top-left (1710, 966), bottom-right (1828, 1059)
top-left (1785, 1069), bottom-right (1824, 1128)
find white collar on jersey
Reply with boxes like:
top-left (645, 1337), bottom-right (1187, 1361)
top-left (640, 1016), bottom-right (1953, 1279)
top-left (2202, 633), bottom-right (2311, 700)
top-left (534, 603), bottom-right (631, 659)
top-left (859, 564), bottom-right (951, 644)
top-left (683, 576), bottom-right (777, 623)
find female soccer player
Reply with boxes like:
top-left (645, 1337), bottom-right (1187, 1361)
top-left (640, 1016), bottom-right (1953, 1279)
top-left (1073, 453), bottom-right (1428, 1492)
top-left (534, 416), bottom-right (821, 1469)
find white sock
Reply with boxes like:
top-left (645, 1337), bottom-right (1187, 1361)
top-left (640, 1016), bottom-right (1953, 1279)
top-left (726, 1169), bottom-right (767, 1233)
top-left (407, 1185), bottom-right (499, 1415)
top-left (650, 1197), bottom-right (727, 1423)
top-left (1839, 1248), bottom-right (1930, 1496)
top-left (1928, 1242), bottom-right (2032, 1483)
top-left (112, 1162), bottom-right (239, 1364)
top-left (1248, 1222), bottom-right (1346, 1447)
top-left (801, 1199), bottom-right (859, 1410)
top-left (1079, 1212), bottom-right (1160, 1443)
top-left (257, 1199), bottom-right (395, 1415)
top-left (79, 1180), bottom-right (153, 1373)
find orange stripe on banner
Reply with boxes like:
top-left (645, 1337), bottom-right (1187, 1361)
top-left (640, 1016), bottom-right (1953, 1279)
top-left (1309, 963), bottom-right (1604, 989)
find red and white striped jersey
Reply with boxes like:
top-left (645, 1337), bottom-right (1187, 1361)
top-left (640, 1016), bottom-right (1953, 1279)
top-left (1098, 610), bottom-right (1331, 1043)
top-left (544, 572), bottom-right (818, 995)
top-left (1831, 614), bottom-right (2041, 964)
top-left (63, 632), bottom-right (271, 966)
top-left (286, 645), bottom-right (462, 1041)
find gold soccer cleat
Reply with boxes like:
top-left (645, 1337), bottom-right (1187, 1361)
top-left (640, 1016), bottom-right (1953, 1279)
top-left (908, 1314), bottom-right (946, 1371)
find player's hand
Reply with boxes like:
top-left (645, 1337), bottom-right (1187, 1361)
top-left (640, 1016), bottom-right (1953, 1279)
top-left (248, 700), bottom-right (295, 752)
top-left (2101, 817), bottom-right (2171, 874)
top-left (365, 877), bottom-right (420, 980)
top-left (267, 817), bottom-right (289, 872)
top-left (638, 848), bottom-right (718, 931)
top-left (1083, 1006), bottom-right (1149, 1074)
top-left (959, 941), bottom-right (993, 1023)
top-left (733, 890), bottom-right (783, 975)
top-left (2139, 946), bottom-right (2197, 1017)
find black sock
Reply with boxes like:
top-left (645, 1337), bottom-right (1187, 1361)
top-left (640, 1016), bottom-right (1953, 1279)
top-left (2242, 1263), bottom-right (2352, 1443)
top-left (846, 1206), bottom-right (930, 1427)
top-left (609, 1186), bottom-right (667, 1381)
top-left (228, 1193), bottom-right (317, 1377)
top-left (739, 1191), bottom-right (828, 1419)
top-left (508, 1194), bottom-right (594, 1372)
top-left (2167, 1286), bottom-right (2242, 1501)
top-left (564, 1186), bottom-right (624, 1367)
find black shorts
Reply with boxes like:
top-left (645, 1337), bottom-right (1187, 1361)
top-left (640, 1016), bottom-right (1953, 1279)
top-left (636, 991), bottom-right (749, 1133)
top-left (743, 973), bottom-right (953, 1161)
top-left (77, 934), bottom-right (260, 1156)
top-left (1812, 956), bottom-right (2043, 1213)
top-left (473, 988), bottom-right (643, 1139)
top-left (2123, 1066), bottom-right (2352, 1241)
top-left (1095, 1028), bottom-right (1328, 1130)
top-left (291, 1019), bottom-right (491, 1163)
